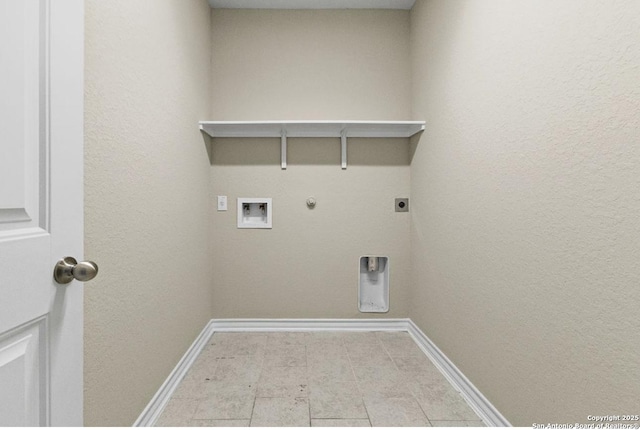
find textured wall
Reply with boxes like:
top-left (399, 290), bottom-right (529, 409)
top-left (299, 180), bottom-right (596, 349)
top-left (409, 0), bottom-right (640, 425)
top-left (84, 0), bottom-right (213, 425)
top-left (210, 10), bottom-right (412, 318)
top-left (211, 9), bottom-right (412, 121)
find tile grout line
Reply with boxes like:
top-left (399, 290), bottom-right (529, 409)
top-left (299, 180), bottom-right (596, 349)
top-left (249, 392), bottom-right (258, 426)
top-left (248, 334), bottom-right (266, 426)
top-left (166, 330), bottom-right (485, 427)
top-left (179, 339), bottom-right (216, 425)
top-left (380, 334), bottom-right (429, 423)
top-left (378, 332), bottom-right (400, 372)
top-left (342, 335), bottom-right (372, 426)
top-left (414, 393), bottom-right (435, 427)
top-left (377, 331), bottom-right (433, 427)
top-left (305, 342), bottom-right (312, 427)
top-left (399, 332), bottom-right (437, 427)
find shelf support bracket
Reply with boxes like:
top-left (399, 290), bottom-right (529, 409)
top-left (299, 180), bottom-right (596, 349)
top-left (341, 131), bottom-right (347, 170)
top-left (281, 130), bottom-right (287, 170)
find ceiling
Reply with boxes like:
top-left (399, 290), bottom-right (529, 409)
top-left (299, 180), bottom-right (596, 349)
top-left (209, 0), bottom-right (416, 10)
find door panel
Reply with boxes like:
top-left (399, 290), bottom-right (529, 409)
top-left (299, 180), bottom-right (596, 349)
top-left (0, 1), bottom-right (51, 426)
top-left (0, 0), bottom-right (84, 426)
top-left (0, 0), bottom-right (50, 340)
top-left (0, 319), bottom-right (47, 426)
top-left (0, 0), bottom-right (44, 231)
top-left (0, 236), bottom-right (49, 335)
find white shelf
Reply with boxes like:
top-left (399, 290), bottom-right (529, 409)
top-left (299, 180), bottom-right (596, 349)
top-left (199, 121), bottom-right (425, 170)
top-left (199, 121), bottom-right (425, 138)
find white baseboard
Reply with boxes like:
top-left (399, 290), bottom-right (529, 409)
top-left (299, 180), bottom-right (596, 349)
top-left (406, 320), bottom-right (511, 427)
top-left (134, 318), bottom-right (510, 427)
top-left (133, 320), bottom-right (216, 427)
top-left (209, 318), bottom-right (410, 332)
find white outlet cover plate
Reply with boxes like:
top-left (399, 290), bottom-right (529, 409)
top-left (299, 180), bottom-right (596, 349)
top-left (217, 196), bottom-right (228, 211)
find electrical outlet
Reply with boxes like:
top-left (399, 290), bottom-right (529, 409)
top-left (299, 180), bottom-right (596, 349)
top-left (217, 196), bottom-right (228, 211)
top-left (395, 198), bottom-right (409, 212)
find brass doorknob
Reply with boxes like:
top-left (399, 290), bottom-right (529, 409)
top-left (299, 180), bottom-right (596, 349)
top-left (54, 257), bottom-right (99, 284)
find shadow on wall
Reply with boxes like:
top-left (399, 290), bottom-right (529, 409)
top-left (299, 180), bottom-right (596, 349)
top-left (202, 136), bottom-right (413, 167)
top-left (408, 132), bottom-right (423, 164)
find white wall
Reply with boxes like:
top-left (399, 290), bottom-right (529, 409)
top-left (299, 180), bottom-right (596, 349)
top-left (84, 0), bottom-right (213, 425)
top-left (409, 0), bottom-right (640, 425)
top-left (209, 10), bottom-right (413, 318)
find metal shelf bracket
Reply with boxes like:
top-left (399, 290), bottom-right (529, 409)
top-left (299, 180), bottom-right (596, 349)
top-left (341, 130), bottom-right (347, 170)
top-left (281, 130), bottom-right (287, 170)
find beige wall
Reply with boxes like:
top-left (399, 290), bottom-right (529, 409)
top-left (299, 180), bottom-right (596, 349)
top-left (83, 1), bottom-right (640, 425)
top-left (84, 0), bottom-right (213, 425)
top-left (409, 0), bottom-right (640, 425)
top-left (210, 10), bottom-right (412, 318)
top-left (211, 9), bottom-right (411, 121)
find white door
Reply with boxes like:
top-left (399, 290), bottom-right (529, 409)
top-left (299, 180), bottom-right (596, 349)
top-left (0, 0), bottom-right (86, 426)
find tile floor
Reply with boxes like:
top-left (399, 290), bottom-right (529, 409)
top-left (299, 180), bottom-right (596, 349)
top-left (155, 331), bottom-right (485, 427)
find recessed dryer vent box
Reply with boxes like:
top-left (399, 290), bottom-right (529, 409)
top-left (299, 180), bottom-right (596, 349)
top-left (237, 198), bottom-right (272, 229)
top-left (359, 256), bottom-right (389, 313)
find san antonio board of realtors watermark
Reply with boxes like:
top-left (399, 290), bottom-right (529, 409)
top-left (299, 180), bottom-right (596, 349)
top-left (534, 415), bottom-right (640, 430)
